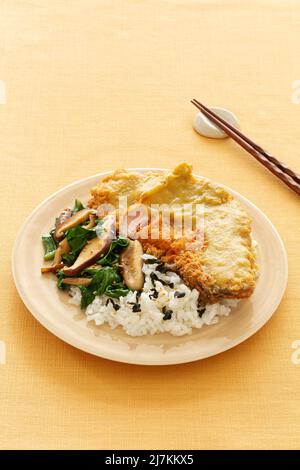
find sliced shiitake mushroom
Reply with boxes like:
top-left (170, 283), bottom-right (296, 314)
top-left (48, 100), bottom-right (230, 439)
top-left (54, 237), bottom-right (70, 263)
top-left (55, 208), bottom-right (72, 231)
top-left (41, 237), bottom-right (71, 273)
top-left (62, 215), bottom-right (115, 276)
top-left (62, 277), bottom-right (92, 286)
top-left (41, 263), bottom-right (64, 274)
top-left (84, 213), bottom-right (97, 230)
top-left (54, 208), bottom-right (95, 241)
top-left (120, 240), bottom-right (144, 290)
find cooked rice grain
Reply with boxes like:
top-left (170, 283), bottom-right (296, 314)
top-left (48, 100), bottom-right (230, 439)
top-left (69, 254), bottom-right (239, 336)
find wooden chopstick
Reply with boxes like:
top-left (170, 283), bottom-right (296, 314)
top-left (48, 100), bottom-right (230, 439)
top-left (193, 100), bottom-right (300, 185)
top-left (191, 99), bottom-right (300, 196)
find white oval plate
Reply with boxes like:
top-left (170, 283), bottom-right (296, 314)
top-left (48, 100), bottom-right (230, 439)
top-left (12, 169), bottom-right (288, 365)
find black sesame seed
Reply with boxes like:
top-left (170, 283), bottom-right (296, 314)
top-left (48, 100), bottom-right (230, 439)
top-left (150, 272), bottom-right (175, 288)
top-left (155, 264), bottom-right (169, 274)
top-left (163, 310), bottom-right (173, 320)
top-left (149, 288), bottom-right (159, 300)
top-left (132, 303), bottom-right (141, 313)
top-left (150, 272), bottom-right (159, 286)
top-left (106, 298), bottom-right (120, 311)
top-left (197, 307), bottom-right (206, 318)
top-left (174, 291), bottom-right (186, 298)
top-left (128, 301), bottom-right (141, 311)
top-left (136, 290), bottom-right (142, 301)
top-left (162, 306), bottom-right (173, 320)
top-left (144, 258), bottom-right (160, 264)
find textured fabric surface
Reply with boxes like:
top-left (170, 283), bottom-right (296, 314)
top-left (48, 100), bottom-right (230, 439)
top-left (0, 0), bottom-right (300, 450)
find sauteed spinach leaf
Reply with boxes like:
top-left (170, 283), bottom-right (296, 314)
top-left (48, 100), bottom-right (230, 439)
top-left (56, 270), bottom-right (66, 290)
top-left (79, 286), bottom-right (96, 309)
top-left (42, 234), bottom-right (57, 261)
top-left (72, 199), bottom-right (85, 213)
top-left (61, 220), bottom-right (104, 266)
top-left (105, 283), bottom-right (131, 298)
top-left (78, 265), bottom-right (130, 308)
top-left (97, 236), bottom-right (129, 266)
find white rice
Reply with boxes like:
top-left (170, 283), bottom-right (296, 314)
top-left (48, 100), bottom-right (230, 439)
top-left (69, 254), bottom-right (239, 336)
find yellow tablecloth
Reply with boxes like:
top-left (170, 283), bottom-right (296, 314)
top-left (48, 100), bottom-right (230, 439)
top-left (1, 0), bottom-right (300, 450)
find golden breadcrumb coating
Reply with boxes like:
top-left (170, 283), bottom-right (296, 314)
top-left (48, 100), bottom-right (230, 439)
top-left (89, 163), bottom-right (257, 303)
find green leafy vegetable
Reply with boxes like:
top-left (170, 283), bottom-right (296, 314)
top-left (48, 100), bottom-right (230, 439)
top-left (89, 266), bottom-right (122, 296)
top-left (61, 224), bottom-right (97, 267)
top-left (72, 199), bottom-right (85, 213)
top-left (66, 225), bottom-right (96, 252)
top-left (61, 220), bottom-right (104, 266)
top-left (79, 286), bottom-right (96, 309)
top-left (56, 270), bottom-right (66, 290)
top-left (74, 265), bottom-right (130, 308)
top-left (105, 283), bottom-right (130, 298)
top-left (61, 252), bottom-right (77, 266)
top-left (54, 235), bottom-right (130, 308)
top-left (98, 236), bottom-right (129, 266)
top-left (42, 234), bottom-right (57, 261)
top-left (81, 268), bottom-right (100, 277)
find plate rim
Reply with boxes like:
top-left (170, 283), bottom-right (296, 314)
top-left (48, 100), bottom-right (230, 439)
top-left (12, 168), bottom-right (289, 365)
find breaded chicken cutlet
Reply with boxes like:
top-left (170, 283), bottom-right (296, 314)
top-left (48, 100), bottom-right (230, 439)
top-left (89, 163), bottom-right (257, 303)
